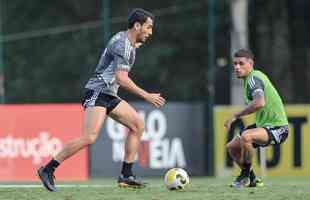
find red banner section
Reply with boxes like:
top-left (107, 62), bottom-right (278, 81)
top-left (0, 104), bottom-right (88, 181)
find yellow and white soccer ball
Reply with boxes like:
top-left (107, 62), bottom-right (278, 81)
top-left (164, 168), bottom-right (190, 190)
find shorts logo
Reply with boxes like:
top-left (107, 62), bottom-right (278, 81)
top-left (83, 90), bottom-right (100, 107)
top-left (270, 126), bottom-right (288, 144)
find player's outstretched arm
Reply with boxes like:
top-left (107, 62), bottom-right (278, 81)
top-left (115, 70), bottom-right (166, 108)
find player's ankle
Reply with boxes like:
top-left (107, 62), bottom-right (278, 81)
top-left (250, 169), bottom-right (256, 179)
top-left (243, 163), bottom-right (251, 176)
top-left (121, 161), bottom-right (133, 178)
top-left (45, 159), bottom-right (60, 173)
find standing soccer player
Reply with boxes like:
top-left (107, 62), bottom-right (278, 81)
top-left (224, 49), bottom-right (289, 188)
top-left (37, 8), bottom-right (165, 192)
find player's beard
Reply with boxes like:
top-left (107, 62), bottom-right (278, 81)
top-left (136, 31), bottom-right (148, 43)
top-left (136, 35), bottom-right (145, 43)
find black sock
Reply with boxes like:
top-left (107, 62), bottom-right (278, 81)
top-left (250, 169), bottom-right (256, 179)
top-left (45, 159), bottom-right (60, 173)
top-left (121, 162), bottom-right (133, 178)
top-left (243, 163), bottom-right (251, 176)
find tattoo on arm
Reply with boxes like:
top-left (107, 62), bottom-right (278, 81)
top-left (252, 89), bottom-right (264, 101)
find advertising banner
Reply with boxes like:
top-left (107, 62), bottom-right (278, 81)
top-left (90, 103), bottom-right (206, 177)
top-left (0, 104), bottom-right (88, 181)
top-left (214, 105), bottom-right (310, 176)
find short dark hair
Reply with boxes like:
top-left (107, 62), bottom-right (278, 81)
top-left (234, 49), bottom-right (254, 60)
top-left (128, 8), bottom-right (154, 29)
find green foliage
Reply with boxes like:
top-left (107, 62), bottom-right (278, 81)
top-left (3, 0), bottom-right (309, 103)
top-left (3, 1), bottom-right (103, 103)
top-left (3, 0), bottom-right (230, 103)
top-left (249, 0), bottom-right (310, 103)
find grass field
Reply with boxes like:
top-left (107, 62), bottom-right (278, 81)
top-left (1, 177), bottom-right (309, 200)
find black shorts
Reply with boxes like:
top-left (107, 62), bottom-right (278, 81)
top-left (239, 124), bottom-right (289, 148)
top-left (81, 89), bottom-right (121, 114)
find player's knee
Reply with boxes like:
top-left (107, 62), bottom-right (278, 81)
top-left (240, 132), bottom-right (252, 144)
top-left (136, 119), bottom-right (145, 136)
top-left (226, 139), bottom-right (239, 149)
top-left (226, 141), bottom-right (238, 154)
top-left (131, 118), bottom-right (145, 137)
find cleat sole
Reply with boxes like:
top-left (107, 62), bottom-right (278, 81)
top-left (118, 182), bottom-right (145, 189)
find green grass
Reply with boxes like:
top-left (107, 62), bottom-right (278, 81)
top-left (1, 177), bottom-right (310, 200)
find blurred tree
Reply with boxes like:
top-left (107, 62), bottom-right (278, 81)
top-left (5, 0), bottom-right (310, 104)
top-left (249, 0), bottom-right (310, 103)
top-left (287, 0), bottom-right (310, 103)
top-left (3, 0), bottom-right (231, 103)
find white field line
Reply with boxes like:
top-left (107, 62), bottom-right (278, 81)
top-left (0, 184), bottom-right (113, 188)
top-left (0, 184), bottom-right (161, 188)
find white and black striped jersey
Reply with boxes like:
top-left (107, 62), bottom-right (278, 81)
top-left (85, 31), bottom-right (136, 97)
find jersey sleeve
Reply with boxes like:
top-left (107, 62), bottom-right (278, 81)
top-left (108, 39), bottom-right (131, 71)
top-left (247, 75), bottom-right (265, 100)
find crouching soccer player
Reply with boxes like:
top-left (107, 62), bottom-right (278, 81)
top-left (224, 49), bottom-right (289, 188)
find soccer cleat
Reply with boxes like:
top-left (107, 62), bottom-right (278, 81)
top-left (231, 170), bottom-right (250, 188)
top-left (37, 167), bottom-right (57, 192)
top-left (249, 170), bottom-right (264, 187)
top-left (249, 177), bottom-right (264, 187)
top-left (118, 175), bottom-right (146, 189)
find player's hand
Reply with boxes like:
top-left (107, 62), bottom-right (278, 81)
top-left (224, 115), bottom-right (237, 131)
top-left (145, 93), bottom-right (166, 108)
